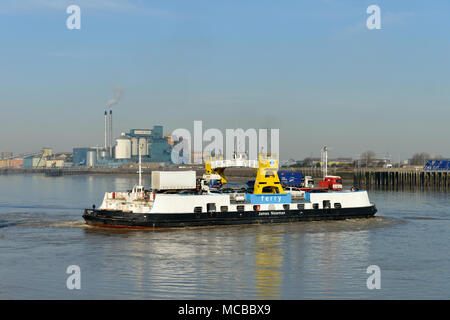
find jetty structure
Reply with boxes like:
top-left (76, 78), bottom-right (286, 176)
top-left (354, 168), bottom-right (450, 189)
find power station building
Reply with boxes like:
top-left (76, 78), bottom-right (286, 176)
top-left (117, 126), bottom-right (172, 163)
top-left (72, 125), bottom-right (173, 167)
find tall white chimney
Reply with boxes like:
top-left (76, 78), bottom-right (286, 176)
top-left (104, 111), bottom-right (108, 150)
top-left (109, 110), bottom-right (113, 157)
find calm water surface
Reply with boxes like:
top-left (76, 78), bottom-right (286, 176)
top-left (0, 174), bottom-right (449, 299)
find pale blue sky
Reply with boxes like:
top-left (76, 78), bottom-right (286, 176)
top-left (0, 0), bottom-right (449, 160)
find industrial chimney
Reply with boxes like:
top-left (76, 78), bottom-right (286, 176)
top-left (104, 111), bottom-right (108, 151)
top-left (109, 110), bottom-right (113, 157)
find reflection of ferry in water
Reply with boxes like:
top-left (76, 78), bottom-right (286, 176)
top-left (83, 153), bottom-right (377, 229)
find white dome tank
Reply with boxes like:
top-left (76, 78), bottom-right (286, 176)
top-left (115, 134), bottom-right (131, 159)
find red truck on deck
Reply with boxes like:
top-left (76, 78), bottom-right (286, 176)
top-left (299, 175), bottom-right (343, 192)
top-left (318, 176), bottom-right (343, 191)
top-left (298, 146), bottom-right (344, 192)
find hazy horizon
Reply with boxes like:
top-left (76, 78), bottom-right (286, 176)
top-left (1, 0), bottom-right (449, 161)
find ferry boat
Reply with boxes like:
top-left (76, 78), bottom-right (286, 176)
top-left (83, 153), bottom-right (377, 229)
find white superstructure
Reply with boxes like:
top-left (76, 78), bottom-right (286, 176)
top-left (99, 186), bottom-right (372, 214)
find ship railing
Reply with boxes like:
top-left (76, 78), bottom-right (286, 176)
top-left (210, 159), bottom-right (259, 169)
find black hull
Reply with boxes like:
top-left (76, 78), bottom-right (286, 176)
top-left (83, 205), bottom-right (377, 229)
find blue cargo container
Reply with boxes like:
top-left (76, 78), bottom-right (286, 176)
top-left (424, 160), bottom-right (450, 171)
top-left (278, 170), bottom-right (303, 187)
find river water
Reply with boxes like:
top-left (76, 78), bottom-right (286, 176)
top-left (0, 174), bottom-right (449, 299)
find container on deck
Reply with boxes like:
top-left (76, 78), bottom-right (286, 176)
top-left (151, 171), bottom-right (197, 191)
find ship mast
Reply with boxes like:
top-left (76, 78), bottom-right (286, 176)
top-left (138, 143), bottom-right (142, 187)
top-left (322, 145), bottom-right (328, 178)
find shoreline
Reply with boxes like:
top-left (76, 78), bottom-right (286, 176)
top-left (2, 167), bottom-right (448, 191)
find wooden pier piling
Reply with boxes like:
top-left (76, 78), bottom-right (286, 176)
top-left (353, 169), bottom-right (450, 189)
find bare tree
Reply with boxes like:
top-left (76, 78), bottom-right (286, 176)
top-left (302, 157), bottom-right (313, 167)
top-left (411, 152), bottom-right (430, 165)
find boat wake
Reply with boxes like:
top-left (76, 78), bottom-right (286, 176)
top-left (44, 220), bottom-right (89, 228)
top-left (0, 220), bottom-right (21, 229)
top-left (403, 216), bottom-right (450, 221)
top-left (0, 218), bottom-right (89, 229)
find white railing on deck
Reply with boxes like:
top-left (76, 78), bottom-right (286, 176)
top-left (210, 159), bottom-right (259, 169)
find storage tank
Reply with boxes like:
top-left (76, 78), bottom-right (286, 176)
top-left (86, 150), bottom-right (96, 167)
top-left (138, 137), bottom-right (149, 156)
top-left (115, 135), bottom-right (131, 159)
top-left (99, 149), bottom-right (108, 159)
